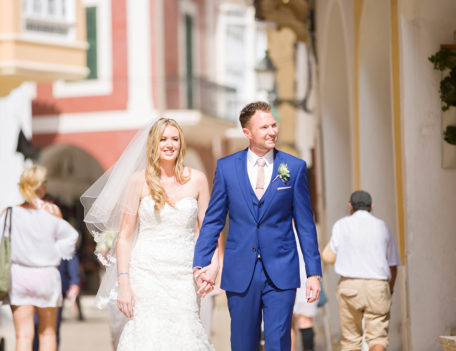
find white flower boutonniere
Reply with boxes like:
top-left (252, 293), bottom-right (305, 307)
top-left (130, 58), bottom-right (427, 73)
top-left (273, 163), bottom-right (290, 183)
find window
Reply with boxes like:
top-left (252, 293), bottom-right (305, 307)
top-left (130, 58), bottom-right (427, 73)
top-left (52, 0), bottom-right (113, 97)
top-left (86, 6), bottom-right (98, 80)
top-left (185, 14), bottom-right (194, 108)
top-left (22, 0), bottom-right (76, 39)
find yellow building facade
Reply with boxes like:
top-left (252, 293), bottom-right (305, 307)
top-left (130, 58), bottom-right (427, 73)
top-left (0, 0), bottom-right (88, 96)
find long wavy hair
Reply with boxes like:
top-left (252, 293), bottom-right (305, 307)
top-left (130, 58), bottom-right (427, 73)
top-left (146, 118), bottom-right (189, 211)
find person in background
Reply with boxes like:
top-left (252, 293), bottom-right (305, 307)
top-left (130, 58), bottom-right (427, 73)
top-left (33, 255), bottom-right (80, 351)
top-left (292, 253), bottom-right (318, 351)
top-left (0, 165), bottom-right (78, 351)
top-left (322, 190), bottom-right (401, 351)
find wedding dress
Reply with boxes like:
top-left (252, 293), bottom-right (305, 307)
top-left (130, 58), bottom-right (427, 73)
top-left (116, 195), bottom-right (214, 351)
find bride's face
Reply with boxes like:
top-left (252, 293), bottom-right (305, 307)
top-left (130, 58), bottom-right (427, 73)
top-left (159, 126), bottom-right (181, 162)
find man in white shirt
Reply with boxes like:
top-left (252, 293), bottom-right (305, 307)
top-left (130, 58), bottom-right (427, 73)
top-left (322, 190), bottom-right (401, 351)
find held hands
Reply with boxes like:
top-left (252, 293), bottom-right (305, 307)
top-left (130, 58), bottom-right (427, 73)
top-left (194, 261), bottom-right (219, 298)
top-left (306, 276), bottom-right (321, 303)
top-left (117, 282), bottom-right (135, 319)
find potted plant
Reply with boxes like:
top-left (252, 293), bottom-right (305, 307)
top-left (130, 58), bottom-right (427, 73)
top-left (429, 47), bottom-right (456, 145)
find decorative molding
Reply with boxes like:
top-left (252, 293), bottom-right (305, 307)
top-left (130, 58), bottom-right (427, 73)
top-left (0, 60), bottom-right (88, 78)
top-left (0, 34), bottom-right (88, 49)
top-left (32, 109), bottom-right (202, 134)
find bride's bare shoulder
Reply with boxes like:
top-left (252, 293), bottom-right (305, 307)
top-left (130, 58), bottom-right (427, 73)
top-left (185, 167), bottom-right (208, 185)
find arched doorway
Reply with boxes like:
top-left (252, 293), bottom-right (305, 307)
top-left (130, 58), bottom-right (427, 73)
top-left (358, 0), bottom-right (401, 348)
top-left (320, 1), bottom-right (352, 341)
top-left (39, 144), bottom-right (104, 294)
top-left (185, 148), bottom-right (206, 173)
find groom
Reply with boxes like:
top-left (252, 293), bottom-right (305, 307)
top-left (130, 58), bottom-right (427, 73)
top-left (193, 101), bottom-right (322, 351)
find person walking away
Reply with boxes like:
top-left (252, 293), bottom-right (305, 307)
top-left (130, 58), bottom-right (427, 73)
top-left (322, 190), bottom-right (401, 351)
top-left (0, 165), bottom-right (78, 351)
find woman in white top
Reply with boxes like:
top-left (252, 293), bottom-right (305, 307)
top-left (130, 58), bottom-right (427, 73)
top-left (0, 166), bottom-right (78, 351)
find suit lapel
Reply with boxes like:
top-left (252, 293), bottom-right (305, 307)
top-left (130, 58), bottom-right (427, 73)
top-left (258, 150), bottom-right (282, 222)
top-left (235, 150), bottom-right (257, 221)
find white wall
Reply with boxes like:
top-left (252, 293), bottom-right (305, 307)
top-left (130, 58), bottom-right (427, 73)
top-left (400, 1), bottom-right (456, 349)
top-left (358, 1), bottom-right (402, 348)
top-left (318, 2), bottom-right (353, 342)
top-left (0, 84), bottom-right (33, 210)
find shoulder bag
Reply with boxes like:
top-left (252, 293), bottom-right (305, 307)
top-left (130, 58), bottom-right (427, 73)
top-left (0, 207), bottom-right (12, 300)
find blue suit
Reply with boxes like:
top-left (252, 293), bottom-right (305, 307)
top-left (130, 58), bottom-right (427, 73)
top-left (193, 149), bottom-right (321, 351)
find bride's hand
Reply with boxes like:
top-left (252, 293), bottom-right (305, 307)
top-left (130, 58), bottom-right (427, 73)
top-left (117, 283), bottom-right (135, 319)
top-left (202, 260), bottom-right (219, 284)
top-left (196, 262), bottom-right (219, 297)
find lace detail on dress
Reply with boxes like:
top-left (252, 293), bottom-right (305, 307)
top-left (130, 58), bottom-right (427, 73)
top-left (116, 196), bottom-right (214, 351)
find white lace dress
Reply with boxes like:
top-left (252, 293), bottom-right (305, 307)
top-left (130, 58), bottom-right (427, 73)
top-left (116, 196), bottom-right (214, 351)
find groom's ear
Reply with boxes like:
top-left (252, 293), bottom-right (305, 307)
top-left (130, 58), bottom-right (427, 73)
top-left (242, 127), bottom-right (252, 140)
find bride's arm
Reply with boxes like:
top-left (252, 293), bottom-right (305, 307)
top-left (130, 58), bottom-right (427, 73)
top-left (194, 169), bottom-right (219, 296)
top-left (116, 211), bottom-right (137, 319)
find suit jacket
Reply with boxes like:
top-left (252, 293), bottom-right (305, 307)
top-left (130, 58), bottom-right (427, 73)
top-left (58, 255), bottom-right (80, 294)
top-left (193, 149), bottom-right (322, 293)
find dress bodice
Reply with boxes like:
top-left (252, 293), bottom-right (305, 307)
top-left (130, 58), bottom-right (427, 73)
top-left (138, 195), bottom-right (198, 237)
top-left (131, 196), bottom-right (198, 269)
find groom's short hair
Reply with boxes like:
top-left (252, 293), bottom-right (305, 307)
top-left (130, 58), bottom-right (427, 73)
top-left (239, 101), bottom-right (271, 128)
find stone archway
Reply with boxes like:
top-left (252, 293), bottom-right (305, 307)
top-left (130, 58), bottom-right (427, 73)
top-left (185, 148), bottom-right (207, 173)
top-left (39, 143), bottom-right (104, 294)
top-left (39, 143), bottom-right (104, 206)
top-left (320, 1), bottom-right (352, 342)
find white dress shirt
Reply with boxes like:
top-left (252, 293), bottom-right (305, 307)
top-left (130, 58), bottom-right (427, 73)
top-left (329, 210), bottom-right (401, 280)
top-left (246, 148), bottom-right (274, 195)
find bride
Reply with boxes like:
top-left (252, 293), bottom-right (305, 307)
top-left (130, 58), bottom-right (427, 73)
top-left (81, 118), bottom-right (218, 350)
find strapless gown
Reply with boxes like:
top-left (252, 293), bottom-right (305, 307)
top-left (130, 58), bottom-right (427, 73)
top-left (116, 196), bottom-right (214, 351)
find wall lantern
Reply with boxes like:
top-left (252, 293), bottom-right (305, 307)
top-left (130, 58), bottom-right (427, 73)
top-left (255, 50), bottom-right (311, 112)
top-left (254, 50), bottom-right (276, 93)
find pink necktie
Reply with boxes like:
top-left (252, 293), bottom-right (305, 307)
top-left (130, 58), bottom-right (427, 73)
top-left (255, 158), bottom-right (266, 200)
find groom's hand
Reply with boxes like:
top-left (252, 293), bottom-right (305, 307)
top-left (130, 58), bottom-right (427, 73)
top-left (193, 266), bottom-right (216, 297)
top-left (306, 276), bottom-right (321, 303)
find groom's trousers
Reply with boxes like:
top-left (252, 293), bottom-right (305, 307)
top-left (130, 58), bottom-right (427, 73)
top-left (226, 258), bottom-right (296, 351)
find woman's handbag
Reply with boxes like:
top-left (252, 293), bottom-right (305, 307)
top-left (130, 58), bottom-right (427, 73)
top-left (0, 207), bottom-right (12, 300)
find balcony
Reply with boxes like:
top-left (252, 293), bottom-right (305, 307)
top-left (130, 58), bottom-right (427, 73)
top-left (0, 0), bottom-right (88, 97)
top-left (165, 76), bottom-right (240, 123)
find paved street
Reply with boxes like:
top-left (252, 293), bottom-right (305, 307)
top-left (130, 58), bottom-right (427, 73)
top-left (0, 294), bottom-right (231, 351)
top-left (0, 293), bottom-right (333, 350)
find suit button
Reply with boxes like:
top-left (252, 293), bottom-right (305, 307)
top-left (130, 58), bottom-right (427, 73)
top-left (258, 203), bottom-right (263, 208)
top-left (252, 248), bottom-right (256, 252)
top-left (257, 223), bottom-right (260, 228)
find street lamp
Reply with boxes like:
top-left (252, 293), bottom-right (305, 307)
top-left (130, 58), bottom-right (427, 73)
top-left (254, 50), bottom-right (276, 94)
top-left (254, 50), bottom-right (311, 112)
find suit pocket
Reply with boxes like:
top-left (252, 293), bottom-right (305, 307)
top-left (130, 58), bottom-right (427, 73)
top-left (277, 186), bottom-right (292, 190)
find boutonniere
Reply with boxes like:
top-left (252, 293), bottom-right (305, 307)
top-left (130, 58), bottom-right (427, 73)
top-left (273, 163), bottom-right (290, 183)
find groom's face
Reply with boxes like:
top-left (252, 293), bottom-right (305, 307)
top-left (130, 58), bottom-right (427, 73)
top-left (243, 110), bottom-right (278, 154)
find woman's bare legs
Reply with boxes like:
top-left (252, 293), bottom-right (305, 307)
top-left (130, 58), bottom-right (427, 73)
top-left (11, 305), bottom-right (35, 351)
top-left (36, 307), bottom-right (58, 351)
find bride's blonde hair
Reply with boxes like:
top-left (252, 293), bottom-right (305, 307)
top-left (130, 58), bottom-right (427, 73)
top-left (146, 118), bottom-right (189, 211)
top-left (18, 165), bottom-right (47, 203)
